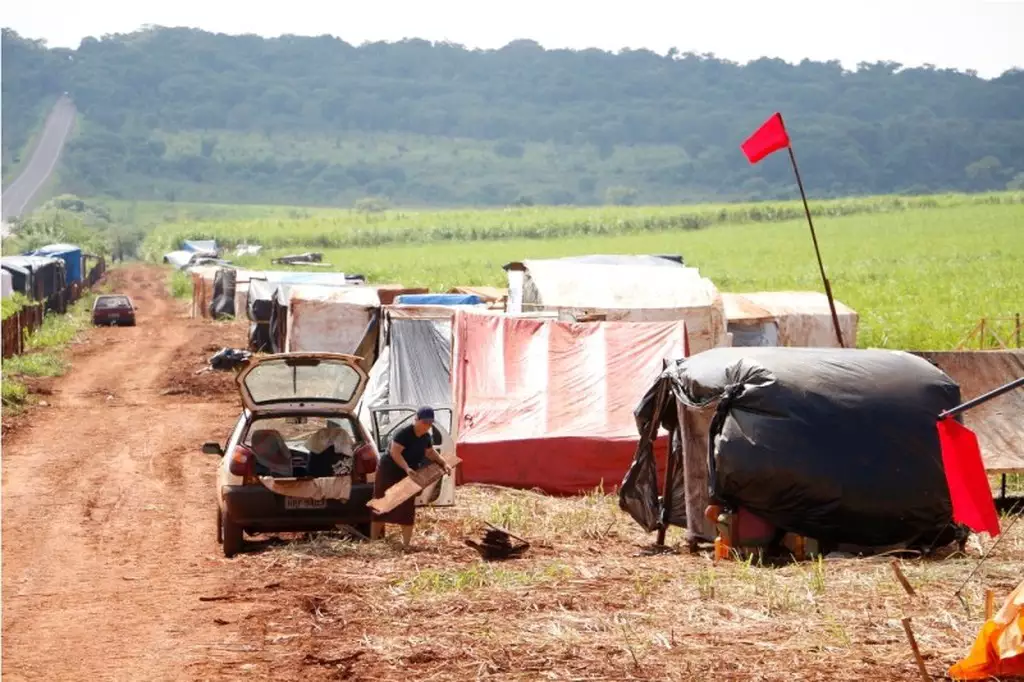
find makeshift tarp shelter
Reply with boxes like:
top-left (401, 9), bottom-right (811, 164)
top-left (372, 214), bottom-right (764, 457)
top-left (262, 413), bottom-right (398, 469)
top-left (356, 303), bottom-right (490, 437)
top-left (915, 350), bottom-right (1024, 474)
top-left (1, 255), bottom-right (67, 303)
top-left (722, 291), bottom-right (859, 348)
top-left (504, 258), bottom-right (727, 353)
top-left (245, 272), bottom-right (354, 351)
top-left (31, 243), bottom-right (83, 284)
top-left (451, 309), bottom-right (689, 495)
top-left (285, 285), bottom-right (382, 367)
top-left (620, 346), bottom-right (964, 550)
top-left (182, 239), bottom-right (218, 255)
top-left (164, 251), bottom-right (195, 269)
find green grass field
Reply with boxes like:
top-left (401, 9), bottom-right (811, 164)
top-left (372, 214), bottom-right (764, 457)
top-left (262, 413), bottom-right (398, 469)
top-left (143, 191), bottom-right (1024, 350)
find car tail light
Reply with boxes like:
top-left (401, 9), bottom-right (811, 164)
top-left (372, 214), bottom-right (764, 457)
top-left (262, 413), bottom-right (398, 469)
top-left (229, 444), bottom-right (256, 481)
top-left (352, 443), bottom-right (377, 482)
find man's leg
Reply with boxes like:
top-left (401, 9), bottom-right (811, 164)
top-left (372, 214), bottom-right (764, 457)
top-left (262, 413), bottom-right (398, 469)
top-left (399, 524), bottom-right (414, 547)
top-left (370, 521), bottom-right (385, 540)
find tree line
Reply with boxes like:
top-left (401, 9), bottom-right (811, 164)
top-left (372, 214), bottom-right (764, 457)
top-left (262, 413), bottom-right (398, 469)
top-left (2, 27), bottom-right (1023, 206)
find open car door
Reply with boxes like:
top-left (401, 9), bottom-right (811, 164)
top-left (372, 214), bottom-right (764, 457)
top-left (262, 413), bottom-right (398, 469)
top-left (371, 405), bottom-right (456, 507)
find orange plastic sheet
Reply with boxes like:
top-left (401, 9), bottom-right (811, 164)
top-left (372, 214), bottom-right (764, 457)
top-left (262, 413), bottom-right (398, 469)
top-left (451, 310), bottom-right (688, 495)
top-left (949, 580), bottom-right (1024, 680)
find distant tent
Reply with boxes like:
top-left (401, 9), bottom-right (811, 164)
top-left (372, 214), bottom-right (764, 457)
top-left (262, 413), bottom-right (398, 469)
top-left (721, 291), bottom-right (859, 348)
top-left (182, 239), bottom-right (219, 255)
top-left (504, 258), bottom-right (726, 353)
top-left (31, 243), bottom-right (83, 284)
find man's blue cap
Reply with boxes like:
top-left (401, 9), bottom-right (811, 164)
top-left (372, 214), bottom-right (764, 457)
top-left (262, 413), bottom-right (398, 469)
top-left (416, 406), bottom-right (435, 421)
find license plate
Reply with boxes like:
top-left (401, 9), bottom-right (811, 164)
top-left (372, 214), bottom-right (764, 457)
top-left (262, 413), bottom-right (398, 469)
top-left (284, 496), bottom-right (326, 510)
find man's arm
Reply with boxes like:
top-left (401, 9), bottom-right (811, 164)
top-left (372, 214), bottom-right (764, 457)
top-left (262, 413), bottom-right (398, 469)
top-left (389, 442), bottom-right (414, 475)
top-left (425, 447), bottom-right (452, 475)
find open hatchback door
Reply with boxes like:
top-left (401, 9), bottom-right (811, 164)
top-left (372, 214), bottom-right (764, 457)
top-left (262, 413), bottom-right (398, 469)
top-left (371, 405), bottom-right (457, 507)
top-left (236, 353), bottom-right (368, 416)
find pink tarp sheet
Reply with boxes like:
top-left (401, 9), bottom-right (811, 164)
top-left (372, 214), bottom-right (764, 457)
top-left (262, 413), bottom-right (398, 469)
top-left (452, 311), bottom-right (689, 494)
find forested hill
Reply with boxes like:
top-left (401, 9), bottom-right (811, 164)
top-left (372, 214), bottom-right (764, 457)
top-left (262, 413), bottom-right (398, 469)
top-left (3, 27), bottom-right (1023, 207)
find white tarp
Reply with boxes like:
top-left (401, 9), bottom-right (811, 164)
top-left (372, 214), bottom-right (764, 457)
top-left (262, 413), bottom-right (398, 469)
top-left (507, 260), bottom-right (728, 353)
top-left (722, 291), bottom-right (859, 348)
top-left (285, 284), bottom-right (380, 355)
top-left (1, 269), bottom-right (12, 298)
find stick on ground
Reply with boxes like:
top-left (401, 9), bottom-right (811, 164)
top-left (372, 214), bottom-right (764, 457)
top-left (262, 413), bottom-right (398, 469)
top-left (901, 617), bottom-right (932, 682)
top-left (891, 560), bottom-right (917, 597)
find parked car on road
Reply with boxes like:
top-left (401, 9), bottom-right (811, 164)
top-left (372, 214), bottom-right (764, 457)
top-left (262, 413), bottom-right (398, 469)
top-left (91, 294), bottom-right (136, 326)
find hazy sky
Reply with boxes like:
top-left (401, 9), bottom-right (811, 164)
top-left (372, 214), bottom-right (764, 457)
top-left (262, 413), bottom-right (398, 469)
top-left (5, 0), bottom-right (1023, 78)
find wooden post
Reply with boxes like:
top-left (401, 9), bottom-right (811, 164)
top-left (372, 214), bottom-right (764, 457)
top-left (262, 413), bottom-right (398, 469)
top-left (901, 617), bottom-right (932, 682)
top-left (890, 560), bottom-right (917, 597)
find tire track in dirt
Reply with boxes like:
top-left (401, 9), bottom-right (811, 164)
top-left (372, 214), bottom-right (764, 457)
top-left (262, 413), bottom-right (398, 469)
top-left (1, 265), bottom-right (247, 681)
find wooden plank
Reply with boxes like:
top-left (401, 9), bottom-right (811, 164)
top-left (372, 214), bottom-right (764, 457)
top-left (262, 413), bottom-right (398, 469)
top-left (367, 451), bottom-right (462, 514)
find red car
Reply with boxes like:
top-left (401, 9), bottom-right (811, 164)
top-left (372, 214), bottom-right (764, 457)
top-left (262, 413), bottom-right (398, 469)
top-left (92, 294), bottom-right (136, 326)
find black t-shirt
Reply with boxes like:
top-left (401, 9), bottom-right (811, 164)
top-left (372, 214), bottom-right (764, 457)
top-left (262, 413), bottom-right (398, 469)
top-left (383, 424), bottom-right (433, 475)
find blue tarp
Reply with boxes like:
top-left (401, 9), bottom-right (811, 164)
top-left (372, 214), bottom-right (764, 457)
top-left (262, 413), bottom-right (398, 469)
top-left (183, 240), bottom-right (219, 254)
top-left (394, 293), bottom-right (482, 306)
top-left (31, 243), bottom-right (83, 283)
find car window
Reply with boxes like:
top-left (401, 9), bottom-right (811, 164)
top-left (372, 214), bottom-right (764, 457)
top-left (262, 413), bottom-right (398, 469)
top-left (243, 415), bottom-right (362, 448)
top-left (96, 296), bottom-right (130, 309)
top-left (241, 356), bottom-right (363, 406)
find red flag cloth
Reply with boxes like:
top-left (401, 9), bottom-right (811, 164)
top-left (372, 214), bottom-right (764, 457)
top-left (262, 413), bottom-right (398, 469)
top-left (741, 112), bottom-right (791, 164)
top-left (937, 417), bottom-right (1001, 537)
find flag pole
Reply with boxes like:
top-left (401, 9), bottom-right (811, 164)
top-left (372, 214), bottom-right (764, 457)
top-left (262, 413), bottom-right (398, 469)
top-left (785, 144), bottom-right (846, 348)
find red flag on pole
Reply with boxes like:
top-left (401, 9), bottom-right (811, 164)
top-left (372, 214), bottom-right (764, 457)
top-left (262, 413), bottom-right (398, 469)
top-left (937, 417), bottom-right (1000, 537)
top-left (741, 112), bottom-right (791, 164)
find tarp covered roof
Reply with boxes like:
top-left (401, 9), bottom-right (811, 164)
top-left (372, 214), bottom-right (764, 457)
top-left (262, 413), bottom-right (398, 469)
top-left (182, 239), bottom-right (218, 253)
top-left (722, 291), bottom-right (859, 348)
top-left (723, 291), bottom-right (857, 322)
top-left (1, 255), bottom-right (64, 274)
top-left (513, 259), bottom-right (719, 310)
top-left (286, 283), bottom-right (380, 307)
top-left (31, 243), bottom-right (81, 255)
top-left (451, 309), bottom-right (687, 494)
top-left (505, 254), bottom-right (684, 270)
top-left (395, 293), bottom-right (482, 306)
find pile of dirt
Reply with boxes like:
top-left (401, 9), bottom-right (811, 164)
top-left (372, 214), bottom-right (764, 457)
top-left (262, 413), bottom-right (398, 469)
top-left (158, 321), bottom-right (249, 400)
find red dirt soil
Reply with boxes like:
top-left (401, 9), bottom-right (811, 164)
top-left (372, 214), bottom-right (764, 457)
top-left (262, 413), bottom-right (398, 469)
top-left (1, 265), bottom-right (250, 680)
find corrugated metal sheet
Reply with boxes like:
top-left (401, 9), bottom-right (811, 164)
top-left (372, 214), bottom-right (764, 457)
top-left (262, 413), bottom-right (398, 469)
top-left (915, 350), bottom-right (1024, 473)
top-left (285, 284), bottom-right (381, 356)
top-left (724, 291), bottom-right (858, 348)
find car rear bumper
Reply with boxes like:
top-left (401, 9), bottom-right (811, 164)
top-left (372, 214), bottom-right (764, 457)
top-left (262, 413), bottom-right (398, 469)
top-left (222, 482), bottom-right (375, 532)
top-left (93, 314), bottom-right (135, 325)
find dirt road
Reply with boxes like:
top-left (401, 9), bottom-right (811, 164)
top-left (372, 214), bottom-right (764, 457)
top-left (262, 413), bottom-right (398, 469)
top-left (1, 265), bottom-right (248, 680)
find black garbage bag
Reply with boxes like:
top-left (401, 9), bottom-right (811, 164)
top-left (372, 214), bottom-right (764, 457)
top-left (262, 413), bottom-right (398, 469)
top-left (621, 346), bottom-right (963, 549)
top-left (208, 347), bottom-right (252, 371)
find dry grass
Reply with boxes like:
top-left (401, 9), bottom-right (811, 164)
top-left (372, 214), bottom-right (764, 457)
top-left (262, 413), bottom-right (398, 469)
top-left (198, 486), bottom-right (1024, 681)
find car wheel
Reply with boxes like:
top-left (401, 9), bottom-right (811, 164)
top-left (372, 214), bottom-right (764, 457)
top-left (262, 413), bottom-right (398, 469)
top-left (216, 506), bottom-right (224, 544)
top-left (222, 510), bottom-right (243, 558)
